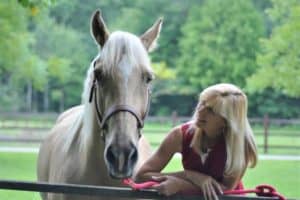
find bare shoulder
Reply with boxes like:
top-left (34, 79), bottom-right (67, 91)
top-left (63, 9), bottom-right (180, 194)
top-left (167, 125), bottom-right (182, 140)
top-left (160, 125), bottom-right (183, 153)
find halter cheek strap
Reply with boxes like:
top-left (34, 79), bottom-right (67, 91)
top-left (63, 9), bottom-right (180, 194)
top-left (88, 78), bottom-right (151, 140)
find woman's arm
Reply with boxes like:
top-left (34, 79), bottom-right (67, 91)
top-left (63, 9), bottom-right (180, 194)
top-left (135, 126), bottom-right (183, 182)
top-left (135, 126), bottom-right (202, 195)
top-left (222, 168), bottom-right (246, 190)
top-left (135, 125), bottom-right (224, 199)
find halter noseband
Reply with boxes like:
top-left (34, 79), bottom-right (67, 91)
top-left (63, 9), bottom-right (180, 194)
top-left (88, 77), bottom-right (151, 140)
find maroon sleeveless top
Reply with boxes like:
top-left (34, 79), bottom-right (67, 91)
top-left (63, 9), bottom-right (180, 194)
top-left (180, 123), bottom-right (243, 190)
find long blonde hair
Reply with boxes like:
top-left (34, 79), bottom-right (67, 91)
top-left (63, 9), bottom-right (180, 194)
top-left (192, 83), bottom-right (257, 178)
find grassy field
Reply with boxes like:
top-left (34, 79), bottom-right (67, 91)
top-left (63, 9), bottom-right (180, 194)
top-left (0, 152), bottom-right (299, 199)
top-left (0, 121), bottom-right (299, 199)
top-left (0, 153), bottom-right (40, 200)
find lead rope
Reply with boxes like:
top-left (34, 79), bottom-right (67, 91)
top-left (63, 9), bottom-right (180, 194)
top-left (122, 179), bottom-right (286, 200)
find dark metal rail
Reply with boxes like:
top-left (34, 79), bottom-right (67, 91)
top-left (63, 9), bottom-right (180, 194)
top-left (0, 180), bottom-right (278, 200)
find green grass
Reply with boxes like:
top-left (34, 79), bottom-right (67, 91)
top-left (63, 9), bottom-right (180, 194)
top-left (243, 160), bottom-right (300, 199)
top-left (0, 152), bottom-right (40, 200)
top-left (0, 153), bottom-right (299, 199)
top-left (163, 156), bottom-right (300, 199)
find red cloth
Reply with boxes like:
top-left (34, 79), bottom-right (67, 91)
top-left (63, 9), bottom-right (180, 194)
top-left (180, 123), bottom-right (243, 190)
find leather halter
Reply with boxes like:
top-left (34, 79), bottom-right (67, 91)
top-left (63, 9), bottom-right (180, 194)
top-left (88, 76), bottom-right (150, 140)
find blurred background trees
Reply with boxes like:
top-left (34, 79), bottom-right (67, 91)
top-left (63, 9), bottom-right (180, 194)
top-left (0, 0), bottom-right (299, 118)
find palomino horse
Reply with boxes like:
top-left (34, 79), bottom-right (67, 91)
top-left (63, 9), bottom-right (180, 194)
top-left (37, 10), bottom-right (162, 200)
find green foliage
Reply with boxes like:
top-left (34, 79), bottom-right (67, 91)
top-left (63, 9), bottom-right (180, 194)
top-left (0, 0), bottom-right (299, 117)
top-left (98, 0), bottom-right (200, 67)
top-left (177, 0), bottom-right (264, 93)
top-left (0, 1), bottom-right (33, 111)
top-left (0, 1), bottom-right (31, 73)
top-left (18, 0), bottom-right (55, 8)
top-left (29, 9), bottom-right (90, 110)
top-left (0, 85), bottom-right (21, 112)
top-left (151, 62), bottom-right (177, 96)
top-left (247, 0), bottom-right (300, 97)
top-left (47, 56), bottom-right (71, 84)
top-left (19, 55), bottom-right (47, 90)
top-left (152, 62), bottom-right (176, 80)
top-left (248, 89), bottom-right (300, 118)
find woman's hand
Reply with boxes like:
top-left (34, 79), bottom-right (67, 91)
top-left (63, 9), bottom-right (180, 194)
top-left (185, 171), bottom-right (223, 200)
top-left (200, 175), bottom-right (223, 200)
top-left (150, 175), bottom-right (183, 196)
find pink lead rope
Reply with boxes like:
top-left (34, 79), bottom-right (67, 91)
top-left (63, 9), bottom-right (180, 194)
top-left (122, 179), bottom-right (286, 200)
top-left (122, 178), bottom-right (158, 190)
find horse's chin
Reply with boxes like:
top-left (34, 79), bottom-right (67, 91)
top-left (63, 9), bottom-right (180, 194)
top-left (108, 169), bottom-right (133, 179)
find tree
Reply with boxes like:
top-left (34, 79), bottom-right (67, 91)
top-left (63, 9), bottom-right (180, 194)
top-left (109, 0), bottom-right (201, 67)
top-left (151, 62), bottom-right (176, 96)
top-left (31, 12), bottom-right (90, 111)
top-left (0, 1), bottom-right (33, 111)
top-left (247, 0), bottom-right (300, 97)
top-left (176, 0), bottom-right (264, 94)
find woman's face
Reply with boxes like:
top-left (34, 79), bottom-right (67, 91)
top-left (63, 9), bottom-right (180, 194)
top-left (196, 102), bottom-right (226, 139)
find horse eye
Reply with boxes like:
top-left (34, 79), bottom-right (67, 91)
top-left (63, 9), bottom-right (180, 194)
top-left (146, 76), bottom-right (152, 83)
top-left (94, 69), bottom-right (103, 81)
top-left (145, 74), bottom-right (154, 84)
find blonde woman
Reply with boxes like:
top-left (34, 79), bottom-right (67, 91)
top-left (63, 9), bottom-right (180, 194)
top-left (135, 83), bottom-right (257, 200)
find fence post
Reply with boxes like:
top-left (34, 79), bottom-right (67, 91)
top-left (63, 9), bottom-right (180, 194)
top-left (263, 114), bottom-right (269, 154)
top-left (171, 111), bottom-right (178, 127)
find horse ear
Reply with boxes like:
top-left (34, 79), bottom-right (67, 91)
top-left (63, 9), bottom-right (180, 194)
top-left (140, 18), bottom-right (163, 52)
top-left (90, 10), bottom-right (110, 47)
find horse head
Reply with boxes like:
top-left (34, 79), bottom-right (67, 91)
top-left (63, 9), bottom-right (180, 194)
top-left (89, 10), bottom-right (162, 178)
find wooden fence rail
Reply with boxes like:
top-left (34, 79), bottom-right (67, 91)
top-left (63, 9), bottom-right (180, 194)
top-left (1, 135), bottom-right (300, 152)
top-left (1, 113), bottom-right (300, 127)
top-left (0, 113), bottom-right (300, 154)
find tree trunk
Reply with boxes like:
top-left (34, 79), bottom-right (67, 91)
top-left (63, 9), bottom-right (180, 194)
top-left (26, 81), bottom-right (32, 112)
top-left (32, 88), bottom-right (38, 112)
top-left (59, 88), bottom-right (65, 112)
top-left (43, 82), bottom-right (49, 112)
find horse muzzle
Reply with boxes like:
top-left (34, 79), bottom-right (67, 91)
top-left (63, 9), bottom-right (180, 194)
top-left (104, 142), bottom-right (138, 179)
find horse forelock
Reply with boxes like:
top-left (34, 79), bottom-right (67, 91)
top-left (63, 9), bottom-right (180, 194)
top-left (100, 31), bottom-right (152, 75)
top-left (81, 31), bottom-right (152, 104)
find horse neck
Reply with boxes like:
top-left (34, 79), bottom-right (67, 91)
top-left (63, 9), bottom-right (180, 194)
top-left (80, 101), bottom-right (105, 162)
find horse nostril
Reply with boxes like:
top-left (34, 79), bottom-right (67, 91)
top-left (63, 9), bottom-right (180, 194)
top-left (106, 145), bottom-right (117, 165)
top-left (129, 146), bottom-right (138, 165)
top-left (105, 142), bottom-right (138, 178)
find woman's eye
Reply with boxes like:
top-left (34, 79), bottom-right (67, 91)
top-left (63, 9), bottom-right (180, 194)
top-left (207, 107), bottom-right (215, 113)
